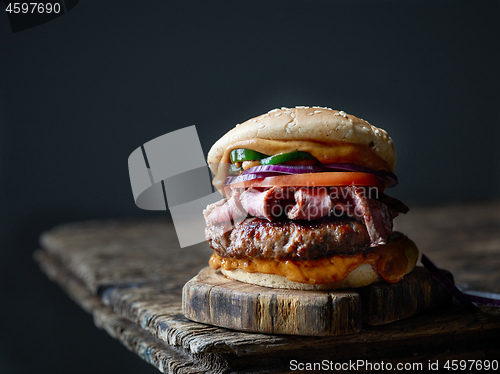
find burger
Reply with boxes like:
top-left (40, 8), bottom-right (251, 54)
top-left (203, 106), bottom-right (418, 290)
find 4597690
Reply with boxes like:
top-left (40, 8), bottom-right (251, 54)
top-left (5, 2), bottom-right (61, 14)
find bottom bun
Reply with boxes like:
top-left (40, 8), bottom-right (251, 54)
top-left (221, 263), bottom-right (379, 290)
top-left (220, 237), bottom-right (419, 290)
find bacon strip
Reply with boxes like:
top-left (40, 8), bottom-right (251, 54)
top-left (378, 193), bottom-right (409, 218)
top-left (239, 187), bottom-right (293, 221)
top-left (342, 186), bottom-right (393, 246)
top-left (204, 191), bottom-right (247, 225)
top-left (204, 186), bottom-right (404, 247)
top-left (287, 187), bottom-right (332, 220)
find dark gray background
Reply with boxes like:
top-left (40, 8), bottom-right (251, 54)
top-left (1, 1), bottom-right (499, 373)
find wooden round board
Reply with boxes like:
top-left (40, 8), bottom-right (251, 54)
top-left (182, 266), bottom-right (452, 336)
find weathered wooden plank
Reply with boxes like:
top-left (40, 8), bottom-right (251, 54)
top-left (35, 202), bottom-right (500, 372)
top-left (34, 249), bottom-right (229, 374)
top-left (36, 247), bottom-right (500, 374)
top-left (37, 218), bottom-right (500, 356)
top-left (38, 218), bottom-right (212, 294)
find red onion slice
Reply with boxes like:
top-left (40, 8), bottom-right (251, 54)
top-left (227, 163), bottom-right (398, 187)
top-left (421, 254), bottom-right (500, 308)
top-left (421, 254), bottom-right (477, 308)
top-left (224, 172), bottom-right (280, 185)
top-left (462, 290), bottom-right (500, 307)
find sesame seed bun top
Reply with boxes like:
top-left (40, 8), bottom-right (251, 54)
top-left (208, 107), bottom-right (396, 188)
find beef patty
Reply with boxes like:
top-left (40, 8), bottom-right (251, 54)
top-left (205, 216), bottom-right (371, 261)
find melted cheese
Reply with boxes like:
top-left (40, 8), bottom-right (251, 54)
top-left (209, 233), bottom-right (410, 285)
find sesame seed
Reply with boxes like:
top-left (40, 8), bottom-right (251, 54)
top-left (290, 112), bottom-right (296, 118)
top-left (307, 112), bottom-right (314, 116)
top-left (275, 112), bottom-right (282, 116)
top-left (285, 120), bottom-right (295, 131)
top-left (314, 110), bottom-right (322, 114)
top-left (257, 123), bottom-right (265, 129)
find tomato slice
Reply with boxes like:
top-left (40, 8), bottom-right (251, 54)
top-left (230, 172), bottom-right (383, 189)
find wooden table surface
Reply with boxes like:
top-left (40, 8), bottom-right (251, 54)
top-left (35, 202), bottom-right (500, 373)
